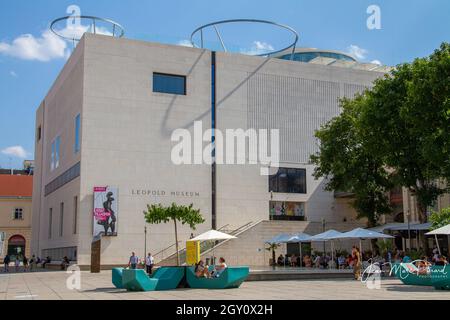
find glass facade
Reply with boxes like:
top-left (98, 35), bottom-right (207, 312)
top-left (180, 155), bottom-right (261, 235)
top-left (277, 52), bottom-right (356, 63)
top-left (269, 168), bottom-right (307, 194)
top-left (153, 73), bottom-right (186, 95)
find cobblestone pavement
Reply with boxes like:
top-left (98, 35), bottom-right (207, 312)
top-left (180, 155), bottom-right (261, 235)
top-left (0, 270), bottom-right (449, 300)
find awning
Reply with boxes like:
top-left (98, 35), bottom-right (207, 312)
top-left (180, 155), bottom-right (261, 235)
top-left (389, 222), bottom-right (432, 231)
top-left (329, 228), bottom-right (394, 240)
top-left (286, 233), bottom-right (312, 243)
top-left (367, 223), bottom-right (407, 233)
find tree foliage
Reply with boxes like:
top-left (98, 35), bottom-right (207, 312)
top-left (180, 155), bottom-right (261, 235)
top-left (358, 43), bottom-right (450, 223)
top-left (311, 95), bottom-right (393, 227)
top-left (144, 203), bottom-right (205, 265)
top-left (429, 207), bottom-right (450, 230)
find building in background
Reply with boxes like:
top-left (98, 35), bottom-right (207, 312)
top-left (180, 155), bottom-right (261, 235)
top-left (32, 33), bottom-right (397, 267)
top-left (0, 164), bottom-right (33, 261)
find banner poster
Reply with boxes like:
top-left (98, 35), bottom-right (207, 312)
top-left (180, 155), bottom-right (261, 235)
top-left (93, 186), bottom-right (118, 237)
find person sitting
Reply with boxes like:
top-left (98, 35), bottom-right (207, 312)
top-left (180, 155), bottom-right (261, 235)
top-left (303, 255), bottom-right (312, 268)
top-left (277, 254), bottom-right (284, 266)
top-left (42, 256), bottom-right (51, 269)
top-left (195, 260), bottom-right (211, 278)
top-left (313, 255), bottom-right (321, 268)
top-left (211, 257), bottom-right (227, 278)
top-left (290, 254), bottom-right (297, 267)
top-left (338, 255), bottom-right (346, 269)
top-left (284, 254), bottom-right (289, 266)
top-left (435, 255), bottom-right (448, 266)
top-left (61, 256), bottom-right (70, 270)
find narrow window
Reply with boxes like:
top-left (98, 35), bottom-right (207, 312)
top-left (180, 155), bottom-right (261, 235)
top-left (37, 126), bottom-right (42, 142)
top-left (73, 196), bottom-right (78, 234)
top-left (153, 73), bottom-right (186, 95)
top-left (59, 202), bottom-right (64, 237)
top-left (48, 208), bottom-right (53, 239)
top-left (74, 114), bottom-right (81, 154)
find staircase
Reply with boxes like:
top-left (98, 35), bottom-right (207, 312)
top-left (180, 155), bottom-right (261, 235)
top-left (155, 221), bottom-right (256, 266)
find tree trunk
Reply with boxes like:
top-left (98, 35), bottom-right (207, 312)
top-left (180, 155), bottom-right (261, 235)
top-left (416, 201), bottom-right (429, 252)
top-left (173, 218), bottom-right (180, 266)
top-left (272, 248), bottom-right (276, 268)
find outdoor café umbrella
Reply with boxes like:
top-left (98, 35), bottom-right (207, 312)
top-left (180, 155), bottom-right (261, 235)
top-left (265, 233), bottom-right (295, 267)
top-left (286, 233), bottom-right (312, 267)
top-left (425, 224), bottom-right (450, 256)
top-left (310, 230), bottom-right (344, 268)
top-left (329, 228), bottom-right (394, 258)
top-left (190, 230), bottom-right (237, 264)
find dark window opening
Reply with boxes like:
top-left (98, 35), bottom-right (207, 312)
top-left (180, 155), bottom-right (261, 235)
top-left (269, 168), bottom-right (307, 194)
top-left (153, 72), bottom-right (186, 95)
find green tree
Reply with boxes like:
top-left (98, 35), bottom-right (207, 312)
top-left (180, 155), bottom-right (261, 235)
top-left (429, 207), bottom-right (450, 230)
top-left (359, 43), bottom-right (450, 226)
top-left (143, 203), bottom-right (205, 266)
top-left (265, 243), bottom-right (280, 267)
top-left (311, 95), bottom-right (393, 227)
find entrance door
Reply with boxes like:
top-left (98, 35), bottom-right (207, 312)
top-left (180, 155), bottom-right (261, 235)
top-left (7, 235), bottom-right (26, 260)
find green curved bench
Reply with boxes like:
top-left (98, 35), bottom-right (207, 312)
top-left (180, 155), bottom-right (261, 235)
top-left (112, 268), bottom-right (124, 289)
top-left (431, 265), bottom-right (450, 290)
top-left (391, 263), bottom-right (432, 286)
top-left (121, 267), bottom-right (185, 292)
top-left (151, 267), bottom-right (185, 290)
top-left (186, 266), bottom-right (249, 289)
top-left (122, 269), bottom-right (158, 291)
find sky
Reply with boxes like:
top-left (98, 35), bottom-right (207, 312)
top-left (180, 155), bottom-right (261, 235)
top-left (0, 0), bottom-right (449, 169)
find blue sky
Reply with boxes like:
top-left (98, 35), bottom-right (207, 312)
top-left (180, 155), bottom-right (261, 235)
top-left (0, 0), bottom-right (449, 169)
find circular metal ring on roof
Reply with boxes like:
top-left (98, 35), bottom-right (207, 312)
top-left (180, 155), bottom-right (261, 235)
top-left (50, 16), bottom-right (125, 42)
top-left (190, 19), bottom-right (299, 59)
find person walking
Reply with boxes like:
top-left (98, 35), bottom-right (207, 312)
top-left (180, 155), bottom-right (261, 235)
top-left (15, 256), bottom-right (21, 272)
top-left (23, 256), bottom-right (29, 272)
top-left (3, 254), bottom-right (10, 273)
top-left (145, 253), bottom-right (154, 275)
top-left (352, 246), bottom-right (362, 281)
top-left (29, 255), bottom-right (37, 272)
top-left (128, 252), bottom-right (139, 269)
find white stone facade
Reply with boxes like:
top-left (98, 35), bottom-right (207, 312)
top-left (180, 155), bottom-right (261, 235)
top-left (32, 34), bottom-right (385, 267)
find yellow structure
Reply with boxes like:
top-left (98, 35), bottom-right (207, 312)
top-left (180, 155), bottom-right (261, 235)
top-left (186, 241), bottom-right (200, 265)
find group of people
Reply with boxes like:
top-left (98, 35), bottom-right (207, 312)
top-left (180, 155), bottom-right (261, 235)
top-left (194, 257), bottom-right (227, 279)
top-left (127, 252), bottom-right (155, 275)
top-left (2, 254), bottom-right (72, 272)
top-left (127, 251), bottom-right (228, 279)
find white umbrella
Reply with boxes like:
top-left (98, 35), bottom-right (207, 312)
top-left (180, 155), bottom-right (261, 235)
top-left (426, 224), bottom-right (450, 256)
top-left (310, 230), bottom-right (344, 269)
top-left (189, 230), bottom-right (236, 265)
top-left (189, 230), bottom-right (237, 241)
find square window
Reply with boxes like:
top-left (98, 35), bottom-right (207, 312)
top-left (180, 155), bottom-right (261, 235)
top-left (13, 208), bottom-right (23, 220)
top-left (153, 73), bottom-right (186, 95)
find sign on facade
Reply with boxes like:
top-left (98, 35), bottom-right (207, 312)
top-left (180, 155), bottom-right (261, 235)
top-left (93, 187), bottom-right (119, 237)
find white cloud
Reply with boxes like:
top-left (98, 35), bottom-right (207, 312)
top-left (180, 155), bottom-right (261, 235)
top-left (0, 24), bottom-right (115, 62)
top-left (9, 71), bottom-right (18, 77)
top-left (370, 59), bottom-right (382, 65)
top-left (241, 41), bottom-right (274, 55)
top-left (0, 30), bottom-right (67, 62)
top-left (177, 40), bottom-right (194, 48)
top-left (347, 44), bottom-right (368, 60)
top-left (1, 146), bottom-right (29, 159)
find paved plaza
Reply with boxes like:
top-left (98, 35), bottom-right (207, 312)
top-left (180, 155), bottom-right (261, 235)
top-left (1, 270), bottom-right (450, 300)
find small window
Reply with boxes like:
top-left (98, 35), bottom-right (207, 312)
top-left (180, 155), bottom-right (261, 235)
top-left (13, 208), bottom-right (23, 220)
top-left (153, 73), bottom-right (186, 95)
top-left (73, 196), bottom-right (78, 235)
